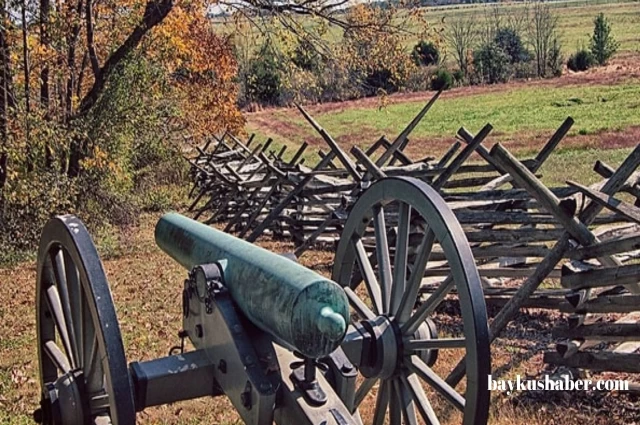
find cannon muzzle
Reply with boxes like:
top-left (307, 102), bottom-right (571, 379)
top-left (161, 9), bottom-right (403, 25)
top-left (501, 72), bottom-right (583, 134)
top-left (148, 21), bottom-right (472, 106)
top-left (155, 212), bottom-right (348, 358)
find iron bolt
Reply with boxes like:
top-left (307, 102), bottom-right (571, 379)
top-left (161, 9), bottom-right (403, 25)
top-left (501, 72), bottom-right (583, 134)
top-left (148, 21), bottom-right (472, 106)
top-left (341, 363), bottom-right (353, 373)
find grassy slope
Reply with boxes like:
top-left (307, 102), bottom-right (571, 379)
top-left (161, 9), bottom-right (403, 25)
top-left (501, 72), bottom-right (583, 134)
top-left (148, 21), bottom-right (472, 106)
top-left (247, 77), bottom-right (640, 188)
top-left (249, 81), bottom-right (640, 144)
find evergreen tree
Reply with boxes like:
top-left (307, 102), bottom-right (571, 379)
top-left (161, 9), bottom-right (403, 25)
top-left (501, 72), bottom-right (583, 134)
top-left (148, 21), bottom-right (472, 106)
top-left (590, 13), bottom-right (619, 65)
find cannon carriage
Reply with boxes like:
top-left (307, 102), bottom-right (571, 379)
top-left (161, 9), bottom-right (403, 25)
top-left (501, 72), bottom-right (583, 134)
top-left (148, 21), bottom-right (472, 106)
top-left (32, 176), bottom-right (490, 425)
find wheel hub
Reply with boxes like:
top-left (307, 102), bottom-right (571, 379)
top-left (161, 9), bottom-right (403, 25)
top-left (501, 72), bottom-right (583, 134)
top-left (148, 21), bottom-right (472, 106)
top-left (35, 370), bottom-right (88, 425)
top-left (353, 315), bottom-right (440, 380)
top-left (414, 319), bottom-right (439, 367)
top-left (358, 316), bottom-right (399, 379)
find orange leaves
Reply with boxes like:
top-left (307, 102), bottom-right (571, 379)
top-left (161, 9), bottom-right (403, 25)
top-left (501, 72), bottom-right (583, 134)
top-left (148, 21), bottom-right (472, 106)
top-left (148, 3), bottom-right (243, 138)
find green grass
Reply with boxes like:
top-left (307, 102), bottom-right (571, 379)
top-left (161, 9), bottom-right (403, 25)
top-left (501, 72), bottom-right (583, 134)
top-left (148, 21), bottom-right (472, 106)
top-left (221, 0), bottom-right (640, 58)
top-left (538, 146), bottom-right (634, 187)
top-left (415, 0), bottom-right (640, 54)
top-left (248, 80), bottom-right (640, 148)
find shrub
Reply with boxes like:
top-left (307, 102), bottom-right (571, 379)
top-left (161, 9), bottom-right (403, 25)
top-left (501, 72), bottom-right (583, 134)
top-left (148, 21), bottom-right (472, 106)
top-left (317, 60), bottom-right (365, 102)
top-left (292, 40), bottom-right (322, 72)
top-left (412, 40), bottom-right (440, 66)
top-left (365, 68), bottom-right (399, 95)
top-left (452, 69), bottom-right (465, 85)
top-left (547, 38), bottom-right (564, 77)
top-left (567, 49), bottom-right (595, 72)
top-left (494, 27), bottom-right (530, 64)
top-left (278, 67), bottom-right (323, 105)
top-left (405, 65), bottom-right (434, 92)
top-left (590, 13), bottom-right (619, 65)
top-left (246, 46), bottom-right (283, 104)
top-left (513, 61), bottom-right (535, 79)
top-left (473, 43), bottom-right (512, 84)
top-left (430, 68), bottom-right (453, 91)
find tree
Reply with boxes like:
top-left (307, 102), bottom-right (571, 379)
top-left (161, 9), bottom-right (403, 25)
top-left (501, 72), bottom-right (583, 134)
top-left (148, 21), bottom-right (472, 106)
top-left (412, 40), bottom-right (440, 66)
top-left (246, 44), bottom-right (283, 104)
top-left (494, 27), bottom-right (530, 64)
top-left (341, 5), bottom-right (414, 96)
top-left (445, 17), bottom-right (477, 80)
top-left (292, 39), bottom-right (323, 72)
top-left (590, 13), bottom-right (618, 65)
top-left (528, 2), bottom-right (562, 78)
top-left (0, 0), bottom-right (414, 254)
top-left (0, 0), bottom-right (14, 196)
top-left (474, 43), bottom-right (512, 84)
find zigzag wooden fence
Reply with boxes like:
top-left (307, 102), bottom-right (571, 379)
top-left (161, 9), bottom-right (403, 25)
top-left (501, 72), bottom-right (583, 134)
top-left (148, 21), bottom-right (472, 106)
top-left (185, 90), bottom-right (640, 385)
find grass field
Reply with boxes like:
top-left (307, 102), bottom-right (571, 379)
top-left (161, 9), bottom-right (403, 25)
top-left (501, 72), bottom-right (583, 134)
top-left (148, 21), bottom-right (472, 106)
top-left (416, 0), bottom-right (640, 54)
top-left (223, 0), bottom-right (640, 58)
top-left (249, 80), bottom-right (640, 146)
top-left (246, 46), bottom-right (640, 188)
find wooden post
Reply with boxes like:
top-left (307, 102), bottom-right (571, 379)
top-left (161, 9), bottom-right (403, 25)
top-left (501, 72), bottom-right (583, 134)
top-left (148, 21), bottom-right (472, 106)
top-left (446, 144), bottom-right (640, 386)
top-left (296, 103), bottom-right (362, 181)
top-left (432, 124), bottom-right (493, 190)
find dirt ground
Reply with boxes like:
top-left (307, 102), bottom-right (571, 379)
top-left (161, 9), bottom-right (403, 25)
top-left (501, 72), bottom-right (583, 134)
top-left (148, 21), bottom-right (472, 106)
top-left (1, 213), bottom-right (639, 424)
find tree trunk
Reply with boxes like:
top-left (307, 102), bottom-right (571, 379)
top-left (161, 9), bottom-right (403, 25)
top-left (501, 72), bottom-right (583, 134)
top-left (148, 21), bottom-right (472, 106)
top-left (40, 0), bottom-right (52, 167)
top-left (68, 0), bottom-right (174, 178)
top-left (22, 0), bottom-right (32, 171)
top-left (0, 0), bottom-right (15, 194)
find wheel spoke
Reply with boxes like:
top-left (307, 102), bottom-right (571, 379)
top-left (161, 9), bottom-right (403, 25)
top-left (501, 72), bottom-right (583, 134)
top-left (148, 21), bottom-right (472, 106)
top-left (82, 287), bottom-right (97, 377)
top-left (405, 338), bottom-right (466, 351)
top-left (408, 355), bottom-right (465, 412)
top-left (373, 205), bottom-right (392, 313)
top-left (344, 287), bottom-right (376, 321)
top-left (388, 379), bottom-right (402, 425)
top-left (354, 377), bottom-right (378, 408)
top-left (44, 340), bottom-right (71, 373)
top-left (396, 228), bottom-right (436, 322)
top-left (353, 237), bottom-right (384, 314)
top-left (63, 250), bottom-right (83, 367)
top-left (50, 249), bottom-right (80, 368)
top-left (372, 380), bottom-right (390, 425)
top-left (401, 275), bottom-right (453, 336)
top-left (394, 379), bottom-right (418, 425)
top-left (401, 373), bottom-right (440, 425)
top-left (85, 338), bottom-right (104, 393)
top-left (45, 285), bottom-right (75, 366)
top-left (390, 202), bottom-right (411, 314)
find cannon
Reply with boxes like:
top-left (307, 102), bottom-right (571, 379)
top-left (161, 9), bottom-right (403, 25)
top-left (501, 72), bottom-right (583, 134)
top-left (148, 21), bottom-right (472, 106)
top-left (32, 176), bottom-right (490, 425)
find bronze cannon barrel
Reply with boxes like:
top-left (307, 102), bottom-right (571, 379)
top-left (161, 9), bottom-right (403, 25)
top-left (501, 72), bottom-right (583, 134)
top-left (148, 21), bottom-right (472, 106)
top-left (155, 212), bottom-right (349, 358)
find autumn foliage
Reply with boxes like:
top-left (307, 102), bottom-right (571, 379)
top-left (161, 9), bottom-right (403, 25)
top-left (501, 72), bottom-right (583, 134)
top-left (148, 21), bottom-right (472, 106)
top-left (0, 0), bottom-right (243, 259)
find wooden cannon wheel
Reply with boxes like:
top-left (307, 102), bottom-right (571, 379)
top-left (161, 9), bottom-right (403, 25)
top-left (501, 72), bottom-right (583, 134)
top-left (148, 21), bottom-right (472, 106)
top-left (333, 176), bottom-right (491, 425)
top-left (35, 216), bottom-right (136, 425)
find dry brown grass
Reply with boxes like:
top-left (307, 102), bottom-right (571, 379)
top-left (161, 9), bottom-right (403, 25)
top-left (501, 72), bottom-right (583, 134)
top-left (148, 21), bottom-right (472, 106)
top-left (1, 213), bottom-right (639, 424)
